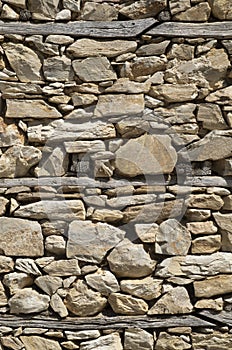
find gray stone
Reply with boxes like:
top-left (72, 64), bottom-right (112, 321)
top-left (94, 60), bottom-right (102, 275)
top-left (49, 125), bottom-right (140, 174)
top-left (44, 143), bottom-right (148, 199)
top-left (155, 332), bottom-right (191, 350)
top-left (65, 330), bottom-right (100, 340)
top-left (149, 84), bottom-right (198, 103)
top-left (80, 2), bottom-right (118, 21)
top-left (192, 331), bottom-right (232, 349)
top-left (50, 293), bottom-right (68, 318)
top-left (0, 117), bottom-right (24, 147)
top-left (43, 56), bottom-right (72, 82)
top-left (210, 0), bottom-right (232, 20)
top-left (80, 333), bottom-right (123, 350)
top-left (120, 276), bottom-right (162, 300)
top-left (6, 99), bottom-right (62, 119)
top-left (73, 57), bottom-right (116, 82)
top-left (85, 269), bottom-right (120, 296)
top-left (174, 2), bottom-right (211, 21)
top-left (109, 293), bottom-right (148, 315)
top-left (43, 259), bottom-right (81, 277)
top-left (9, 289), bottom-right (50, 314)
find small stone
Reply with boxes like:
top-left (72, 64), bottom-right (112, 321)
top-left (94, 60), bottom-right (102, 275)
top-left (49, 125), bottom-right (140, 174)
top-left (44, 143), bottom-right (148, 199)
top-left (124, 328), bottom-right (154, 350)
top-left (28, 0), bottom-right (59, 20)
top-left (45, 235), bottom-right (66, 255)
top-left (35, 276), bottom-right (63, 295)
top-left (130, 56), bottom-right (167, 78)
top-left (46, 35), bottom-right (74, 45)
top-left (206, 85), bottom-right (232, 104)
top-left (63, 0), bottom-right (80, 12)
top-left (197, 103), bottom-right (227, 130)
top-left (120, 276), bottom-right (162, 300)
top-left (109, 293), bottom-right (148, 315)
top-left (3, 273), bottom-right (33, 294)
top-left (0, 197), bottom-right (8, 216)
top-left (43, 259), bottom-right (81, 277)
top-left (16, 258), bottom-right (41, 276)
top-left (90, 209), bottom-right (123, 224)
top-left (210, 0), bottom-right (232, 20)
top-left (188, 194), bottom-right (224, 210)
top-left (192, 235), bottom-right (221, 254)
top-left (0, 281), bottom-right (8, 306)
top-left (149, 84), bottom-right (198, 103)
top-left (194, 297), bottom-right (223, 311)
top-left (1, 4), bottom-right (19, 20)
top-left (80, 2), bottom-right (118, 21)
top-left (43, 56), bottom-right (72, 82)
top-left (50, 293), bottom-right (68, 318)
top-left (174, 2), bottom-right (211, 21)
top-left (73, 57), bottom-right (116, 83)
top-left (85, 269), bottom-right (119, 296)
top-left (0, 118), bottom-right (24, 147)
top-left (71, 93), bottom-right (97, 107)
top-left (186, 221), bottom-right (218, 234)
top-left (194, 275), bottom-right (232, 297)
top-left (136, 41), bottom-right (170, 56)
top-left (80, 333), bottom-right (123, 350)
top-left (169, 0), bottom-right (191, 15)
top-left (65, 330), bottom-right (100, 340)
top-left (6, 99), bottom-right (62, 119)
top-left (105, 78), bottom-right (150, 94)
top-left (119, 0), bottom-right (167, 19)
top-left (185, 209), bottom-right (211, 222)
top-left (9, 289), bottom-right (50, 314)
top-left (167, 43), bottom-right (194, 60)
top-left (135, 223), bottom-right (159, 243)
top-left (56, 9), bottom-right (71, 20)
top-left (21, 336), bottom-right (62, 350)
top-left (192, 331), bottom-right (232, 349)
top-left (155, 332), bottom-right (191, 350)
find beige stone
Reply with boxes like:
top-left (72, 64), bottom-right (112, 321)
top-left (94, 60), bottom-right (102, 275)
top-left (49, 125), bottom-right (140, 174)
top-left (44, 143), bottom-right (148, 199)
top-left (155, 332), bottom-right (191, 350)
top-left (80, 333), bottom-right (123, 350)
top-left (188, 194), bottom-right (224, 210)
top-left (197, 103), bottom-right (227, 130)
top-left (43, 56), bottom-right (72, 82)
top-left (167, 43), bottom-right (194, 60)
top-left (0, 256), bottom-right (14, 273)
top-left (35, 276), bottom-right (63, 295)
top-left (0, 197), bottom-right (8, 216)
top-left (213, 213), bottom-right (232, 233)
top-left (185, 209), bottom-right (211, 222)
top-left (0, 281), bottom-right (7, 306)
top-left (50, 293), bottom-right (68, 318)
top-left (45, 235), bottom-right (66, 255)
top-left (73, 57), bottom-right (116, 82)
top-left (214, 158), bottom-right (232, 175)
top-left (169, 0), bottom-right (191, 15)
top-left (0, 118), bottom-right (24, 147)
top-left (137, 41), bottom-right (170, 56)
top-left (223, 195), bottom-right (232, 210)
top-left (135, 223), bottom-right (159, 243)
top-left (149, 84), bottom-right (198, 103)
top-left (90, 209), bottom-right (123, 224)
top-left (85, 269), bottom-right (119, 296)
top-left (206, 85), bottom-right (232, 104)
top-left (194, 297), bottom-right (223, 311)
top-left (105, 78), bottom-right (151, 94)
top-left (120, 0), bottom-right (167, 19)
top-left (43, 259), bottom-right (81, 277)
top-left (120, 276), bottom-right (162, 301)
top-left (65, 330), bottom-right (100, 340)
top-left (194, 275), bottom-right (232, 297)
top-left (192, 331), bottom-right (232, 349)
top-left (9, 288), bottom-right (50, 314)
top-left (210, 0), bottom-right (232, 20)
top-left (187, 221), bottom-right (217, 235)
top-left (3, 272), bottom-right (33, 294)
top-left (70, 93), bottom-right (97, 107)
top-left (130, 56), bottom-right (167, 78)
top-left (80, 2), bottom-right (118, 21)
top-left (6, 99), bottom-right (62, 119)
top-left (174, 2), bottom-right (211, 21)
top-left (124, 328), bottom-right (154, 350)
top-left (109, 293), bottom-right (148, 315)
top-left (28, 0), bottom-right (59, 20)
top-left (1, 336), bottom-right (24, 350)
top-left (1, 4), bottom-right (20, 19)
top-left (191, 235), bottom-right (221, 254)
top-left (21, 336), bottom-right (62, 350)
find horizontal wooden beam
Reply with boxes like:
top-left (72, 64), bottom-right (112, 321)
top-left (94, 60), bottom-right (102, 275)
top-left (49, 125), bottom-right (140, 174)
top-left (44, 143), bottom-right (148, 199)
top-left (199, 311), bottom-right (232, 327)
top-left (147, 21), bottom-right (232, 39)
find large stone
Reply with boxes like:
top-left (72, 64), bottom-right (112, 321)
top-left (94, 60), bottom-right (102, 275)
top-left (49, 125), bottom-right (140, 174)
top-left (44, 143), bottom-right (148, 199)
top-left (174, 2), bottom-right (211, 21)
top-left (210, 0), bottom-right (232, 20)
top-left (14, 200), bottom-right (85, 221)
top-left (80, 2), bottom-right (118, 21)
top-left (192, 331), bottom-right (232, 349)
top-left (155, 219), bottom-right (191, 256)
top-left (3, 272), bottom-right (33, 294)
top-left (197, 103), bottom-right (228, 130)
top-left (153, 104), bottom-right (196, 124)
top-left (115, 134), bottom-right (177, 177)
top-left (130, 56), bottom-right (167, 78)
top-left (0, 218), bottom-right (43, 257)
top-left (73, 57), bottom-right (116, 82)
top-left (85, 269), bottom-right (120, 296)
top-left (186, 221), bottom-right (218, 235)
top-left (43, 259), bottom-right (81, 277)
top-left (3, 43), bottom-right (42, 82)
top-left (107, 239), bottom-right (156, 278)
top-left (149, 84), bottom-right (198, 103)
top-left (35, 276), bottom-right (63, 295)
top-left (191, 235), bottom-right (221, 254)
top-left (120, 276), bottom-right (162, 300)
top-left (6, 99), bottom-right (62, 119)
top-left (206, 85), bottom-right (232, 104)
top-left (0, 145), bottom-right (42, 178)
top-left (0, 118), bottom-right (24, 147)
top-left (21, 336), bottom-right (62, 350)
top-left (155, 332), bottom-right (191, 350)
top-left (9, 288), bottom-right (50, 314)
top-left (65, 280), bottom-right (107, 316)
top-left (109, 293), bottom-right (148, 315)
top-left (67, 220), bottom-right (125, 263)
top-left (67, 39), bottom-right (137, 58)
top-left (124, 328), bottom-right (154, 350)
top-left (188, 194), bottom-right (224, 210)
top-left (0, 81), bottom-right (42, 96)
top-left (194, 275), bottom-right (232, 297)
top-left (43, 56), bottom-right (72, 82)
top-left (28, 0), bottom-right (59, 20)
top-left (120, 0), bottom-right (167, 19)
top-left (213, 212), bottom-right (232, 233)
top-left (0, 197), bottom-right (8, 216)
top-left (80, 333), bottom-right (123, 350)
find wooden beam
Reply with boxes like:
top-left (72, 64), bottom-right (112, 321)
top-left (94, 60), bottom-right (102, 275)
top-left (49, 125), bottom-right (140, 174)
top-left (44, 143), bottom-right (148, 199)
top-left (147, 21), bottom-right (232, 39)
top-left (199, 311), bottom-right (232, 327)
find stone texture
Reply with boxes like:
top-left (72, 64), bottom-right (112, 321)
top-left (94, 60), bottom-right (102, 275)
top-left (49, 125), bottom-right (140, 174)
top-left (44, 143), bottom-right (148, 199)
top-left (155, 332), bottom-right (191, 350)
top-left (35, 276), bottom-right (63, 295)
top-left (213, 213), bottom-right (232, 233)
top-left (187, 221), bottom-right (218, 235)
top-left (50, 293), bottom-right (68, 318)
top-left (107, 239), bottom-right (156, 278)
top-left (0, 197), bottom-right (8, 216)
top-left (136, 41), bottom-right (170, 56)
top-left (65, 280), bottom-right (107, 316)
top-left (43, 259), bottom-right (81, 277)
top-left (188, 194), bottom-right (224, 210)
top-left (174, 2), bottom-right (211, 21)
top-left (192, 331), bottom-right (232, 349)
top-left (80, 2), bottom-right (118, 21)
top-left (149, 84), bottom-right (198, 103)
top-left (80, 333), bottom-right (123, 350)
top-left (210, 0), bottom-right (232, 20)
top-left (6, 99), bottom-right (62, 119)
top-left (73, 57), bottom-right (116, 82)
top-left (0, 118), bottom-right (24, 147)
top-left (9, 289), bottom-right (50, 314)
top-left (194, 297), bottom-right (223, 311)
top-left (206, 85), bottom-right (232, 104)
top-left (124, 328), bottom-right (154, 350)
top-left (3, 272), bottom-right (33, 294)
top-left (169, 0), bottom-right (191, 15)
top-left (90, 209), bottom-right (123, 223)
top-left (67, 220), bottom-right (125, 263)
top-left (155, 219), bottom-right (191, 256)
top-left (109, 293), bottom-right (148, 315)
top-left (0, 256), bottom-right (14, 273)
top-left (45, 235), bottom-right (66, 255)
top-left (85, 269), bottom-right (120, 296)
top-left (120, 0), bottom-right (167, 19)
top-left (0, 218), bottom-right (43, 257)
top-left (28, 0), bottom-right (59, 20)
top-left (223, 195), bottom-right (232, 210)
top-left (0, 281), bottom-right (8, 306)
top-left (194, 275), bottom-right (232, 297)
top-left (43, 56), bottom-right (72, 82)
top-left (135, 223), bottom-right (160, 243)
top-left (130, 56), bottom-right (167, 78)
top-left (21, 336), bottom-right (62, 350)
top-left (197, 103), bottom-right (227, 130)
top-left (192, 235), bottom-right (221, 254)
top-left (120, 276), bottom-right (162, 300)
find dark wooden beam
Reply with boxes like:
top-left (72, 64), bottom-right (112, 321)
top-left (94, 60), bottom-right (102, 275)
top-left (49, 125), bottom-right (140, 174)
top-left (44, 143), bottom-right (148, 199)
top-left (199, 311), bottom-right (232, 327)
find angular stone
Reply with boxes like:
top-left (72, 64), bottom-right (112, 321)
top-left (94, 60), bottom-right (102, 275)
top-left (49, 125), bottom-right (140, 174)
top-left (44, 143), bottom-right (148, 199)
top-left (46, 35), bottom-right (74, 45)
top-left (136, 41), bottom-right (170, 56)
top-left (16, 258), bottom-right (41, 276)
top-left (135, 223), bottom-right (159, 243)
top-left (25, 35), bottom-right (59, 56)
top-left (45, 235), bottom-right (66, 255)
top-left (107, 239), bottom-right (156, 278)
top-left (0, 281), bottom-right (8, 306)
top-left (192, 235), bottom-right (221, 254)
top-left (36, 146), bottom-right (69, 177)
top-left (28, 0), bottom-right (59, 20)
top-left (214, 158), bottom-right (232, 176)
top-left (0, 218), bottom-right (43, 257)
top-left (120, 276), bottom-right (162, 300)
top-left (67, 220), bottom-right (125, 264)
top-left (192, 331), bottom-right (232, 349)
top-left (35, 276), bottom-right (63, 295)
top-left (210, 0), bottom-right (232, 20)
top-left (80, 2), bottom-right (118, 21)
top-left (65, 330), bottom-right (100, 340)
top-left (67, 39), bottom-right (137, 58)
top-left (0, 256), bottom-right (14, 273)
top-left (65, 140), bottom-right (105, 154)
top-left (63, 0), bottom-right (80, 12)
top-left (149, 84), bottom-right (198, 103)
top-left (80, 333), bottom-right (123, 350)
top-left (0, 118), bottom-right (24, 147)
top-left (206, 85), bottom-right (232, 104)
top-left (73, 57), bottom-right (116, 82)
top-left (14, 200), bottom-right (85, 221)
top-left (0, 197), bottom-right (8, 216)
top-left (90, 209), bottom-right (123, 224)
top-left (3, 273), bottom-right (33, 294)
top-left (194, 297), bottom-right (223, 311)
top-left (50, 293), bottom-right (68, 318)
top-left (155, 332), bottom-right (191, 350)
top-left (130, 56), bottom-right (167, 78)
top-left (186, 221), bottom-right (218, 235)
top-left (169, 0), bottom-right (191, 15)
top-left (43, 259), bottom-right (81, 277)
top-left (155, 219), bottom-right (191, 256)
top-left (194, 274), bottom-right (232, 297)
top-left (105, 78), bottom-right (151, 94)
top-left (109, 293), bottom-right (148, 315)
top-left (188, 194), bottom-right (224, 210)
top-left (65, 280), bottom-right (107, 317)
top-left (174, 2), bottom-right (211, 21)
top-left (154, 103), bottom-right (196, 124)
top-left (85, 269), bottom-right (119, 296)
top-left (0, 81), bottom-right (42, 96)
top-left (197, 103), bottom-right (227, 130)
top-left (9, 289), bottom-right (50, 314)
top-left (21, 336), bottom-right (62, 350)
top-left (115, 134), bottom-right (177, 177)
top-left (120, 0), bottom-right (167, 19)
top-left (1, 336), bottom-right (24, 350)
top-left (185, 209), bottom-right (211, 222)
top-left (6, 99), bottom-right (62, 119)
top-left (43, 56), bottom-right (72, 82)
top-left (148, 287), bottom-right (193, 315)
top-left (223, 195), bottom-right (232, 210)
top-left (167, 43), bottom-right (194, 61)
top-left (124, 328), bottom-right (154, 350)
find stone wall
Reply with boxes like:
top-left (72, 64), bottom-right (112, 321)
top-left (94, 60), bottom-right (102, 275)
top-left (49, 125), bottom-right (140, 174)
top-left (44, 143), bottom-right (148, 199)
top-left (0, 0), bottom-right (232, 349)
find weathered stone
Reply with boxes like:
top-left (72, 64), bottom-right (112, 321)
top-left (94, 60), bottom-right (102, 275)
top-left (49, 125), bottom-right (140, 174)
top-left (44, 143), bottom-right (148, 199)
top-left (185, 209), bottom-right (211, 222)
top-left (120, 0), bottom-right (167, 19)
top-left (210, 0), bottom-right (232, 20)
top-left (206, 85), bottom-right (232, 104)
top-left (0, 197), bottom-right (8, 216)
top-left (0, 218), bottom-right (43, 257)
top-left (45, 235), bottom-right (66, 255)
top-left (85, 269), bottom-right (119, 296)
top-left (67, 39), bottom-right (137, 58)
top-left (80, 2), bottom-right (118, 21)
top-left (90, 209), bottom-right (123, 224)
top-left (36, 146), bottom-right (69, 177)
top-left (154, 103), bottom-right (196, 124)
top-left (1, 4), bottom-right (20, 19)
top-left (65, 280), bottom-right (107, 317)
top-left (4, 43), bottom-right (42, 82)
top-left (46, 35), bottom-right (74, 45)
top-left (73, 57), bottom-right (116, 83)
top-left (194, 297), bottom-right (223, 311)
top-left (65, 330), bottom-right (100, 340)
top-left (188, 194), bottom-right (224, 210)
top-left (192, 235), bottom-right (221, 254)
top-left (56, 9), bottom-right (71, 20)
top-left (1, 336), bottom-right (24, 350)
top-left (43, 259), bottom-right (81, 277)
top-left (3, 272), bottom-right (33, 294)
top-left (65, 140), bottom-right (105, 154)
top-left (192, 331), bottom-right (232, 349)
top-left (130, 56), bottom-right (167, 78)
top-left (21, 336), bottom-right (62, 350)
top-left (155, 219), bottom-right (191, 256)
top-left (187, 221), bottom-right (218, 235)
top-left (107, 239), bottom-right (156, 278)
top-left (70, 93), bottom-right (97, 107)
top-left (197, 103), bottom-right (227, 130)
top-left (120, 276), bottom-right (162, 300)
top-left (28, 0), bottom-right (59, 20)
top-left (0, 118), bottom-right (24, 147)
top-left (135, 223), bottom-right (159, 243)
top-left (0, 281), bottom-right (7, 306)
top-left (169, 0), bottom-right (191, 15)
top-left (35, 276), bottom-right (63, 295)
top-left (124, 328), bottom-right (154, 350)
top-left (9, 289), bottom-right (50, 314)
top-left (155, 332), bottom-right (191, 350)
top-left (14, 200), bottom-right (85, 221)
top-left (0, 256), bottom-right (14, 273)
top-left (0, 81), bottom-right (42, 96)
top-left (167, 43), bottom-right (194, 61)
top-left (16, 258), bottom-right (41, 276)
top-left (136, 41), bottom-right (170, 56)
top-left (67, 220), bottom-right (125, 263)
top-left (80, 333), bottom-right (123, 350)
top-left (50, 293), bottom-right (68, 318)
top-left (105, 78), bottom-right (150, 94)
top-left (115, 134), bottom-right (177, 177)
top-left (43, 56), bottom-right (72, 82)
top-left (214, 158), bottom-right (232, 176)
top-left (6, 99), bottom-right (62, 119)
top-left (149, 84), bottom-right (198, 103)
top-left (63, 0), bottom-right (80, 12)
top-left (174, 2), bottom-right (211, 21)
top-left (109, 293), bottom-right (148, 315)
top-left (223, 195), bottom-right (232, 210)
top-left (194, 275), bottom-right (232, 297)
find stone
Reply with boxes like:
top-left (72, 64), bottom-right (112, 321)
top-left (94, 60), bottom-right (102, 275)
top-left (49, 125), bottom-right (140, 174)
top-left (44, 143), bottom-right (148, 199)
top-left (36, 146), bottom-right (69, 177)
top-left (1, 336), bottom-right (24, 350)
top-left (56, 9), bottom-right (71, 20)
top-left (0, 281), bottom-right (7, 306)
top-left (136, 41), bottom-right (170, 56)
top-left (214, 158), bottom-right (232, 176)
top-left (3, 273), bottom-right (33, 294)
top-left (43, 56), bottom-right (72, 82)
top-left (197, 103), bottom-right (227, 130)
top-left (0, 118), bottom-right (24, 147)
top-left (70, 93), bottom-right (97, 107)
top-left (154, 103), bottom-right (196, 125)
top-left (16, 259), bottom-right (41, 276)
top-left (194, 275), bottom-right (232, 297)
top-left (1, 5), bottom-right (19, 20)
top-left (25, 35), bottom-right (59, 56)
top-left (192, 331), bottom-right (232, 349)
top-left (50, 293), bottom-right (68, 318)
top-left (188, 194), bottom-right (224, 210)
top-left (210, 0), bottom-right (232, 20)
top-left (28, 0), bottom-right (59, 20)
top-left (65, 330), bottom-right (100, 340)
top-left (191, 235), bottom-right (221, 254)
top-left (80, 333), bottom-right (123, 350)
top-left (0, 197), bottom-right (8, 216)
top-left (63, 0), bottom-right (80, 12)
top-left (3, 43), bottom-right (42, 82)
top-left (194, 297), bottom-right (223, 311)
top-left (107, 239), bottom-right (156, 278)
top-left (155, 219), bottom-right (191, 256)
top-left (124, 328), bottom-right (154, 350)
top-left (0, 218), bottom-right (43, 257)
top-left (0, 81), bottom-right (42, 96)
top-left (169, 0), bottom-right (191, 15)
top-left (14, 200), bottom-right (85, 221)
top-left (45, 235), bottom-right (66, 255)
top-left (35, 276), bottom-right (63, 295)
top-left (174, 2), bottom-right (211, 21)
top-left (21, 336), bottom-right (62, 350)
top-left (73, 57), bottom-right (116, 83)
top-left (85, 269), bottom-right (119, 296)
top-left (67, 39), bottom-right (137, 58)
top-left (120, 0), bottom-right (167, 19)
top-left (120, 276), bottom-right (162, 300)
top-left (167, 43), bottom-right (194, 61)
top-left (6, 99), bottom-right (62, 119)
top-left (105, 78), bottom-right (150, 94)
top-left (9, 289), bottom-right (50, 314)
top-left (109, 293), bottom-right (148, 315)
top-left (90, 209), bottom-right (123, 224)
top-left (135, 223), bottom-right (159, 243)
top-left (115, 134), bottom-right (177, 177)
top-left (130, 56), bottom-right (167, 78)
top-left (186, 221), bottom-right (218, 235)
top-left (43, 259), bottom-right (81, 276)
top-left (223, 195), bottom-right (232, 210)
top-left (206, 85), bottom-right (232, 104)
top-left (149, 84), bottom-right (198, 103)
top-left (65, 140), bottom-right (105, 154)
top-left (80, 2), bottom-right (118, 21)
top-left (65, 280), bottom-right (107, 317)
top-left (46, 35), bottom-right (74, 45)
top-left (0, 145), bottom-right (42, 178)
top-left (155, 332), bottom-right (191, 350)
top-left (185, 209), bottom-right (211, 222)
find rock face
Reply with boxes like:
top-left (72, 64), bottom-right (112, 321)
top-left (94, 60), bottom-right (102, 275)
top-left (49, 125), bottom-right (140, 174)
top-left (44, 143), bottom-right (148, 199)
top-left (21, 336), bottom-right (62, 350)
top-left (28, 0), bottom-right (60, 20)
top-left (120, 276), bottom-right (162, 300)
top-left (6, 99), bottom-right (62, 119)
top-left (149, 84), bottom-right (198, 102)
top-left (85, 269), bottom-right (120, 295)
top-left (43, 56), bottom-right (72, 81)
top-left (9, 289), bottom-right (50, 314)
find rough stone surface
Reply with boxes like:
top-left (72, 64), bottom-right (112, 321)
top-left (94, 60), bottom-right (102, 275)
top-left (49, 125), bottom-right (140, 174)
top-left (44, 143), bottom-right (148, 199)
top-left (21, 336), bottom-right (62, 350)
top-left (85, 269), bottom-right (120, 296)
top-left (194, 275), bottom-right (232, 297)
top-left (108, 293), bottom-right (148, 315)
top-left (155, 332), bottom-right (191, 350)
top-left (73, 57), bottom-right (117, 82)
top-left (192, 331), bottom-right (232, 349)
top-left (149, 84), bottom-right (198, 103)
top-left (43, 56), bottom-right (72, 82)
top-left (9, 289), bottom-right (50, 314)
top-left (80, 333), bottom-right (123, 350)
top-left (28, 0), bottom-right (60, 20)
top-left (120, 276), bottom-right (162, 300)
top-left (210, 0), bottom-right (232, 20)
top-left (120, 0), bottom-right (167, 19)
top-left (6, 99), bottom-right (62, 119)
top-left (124, 328), bottom-right (154, 350)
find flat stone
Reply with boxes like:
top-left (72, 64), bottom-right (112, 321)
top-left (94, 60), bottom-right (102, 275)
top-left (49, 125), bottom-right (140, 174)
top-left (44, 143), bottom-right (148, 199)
top-left (65, 140), bottom-right (105, 154)
top-left (80, 2), bottom-right (118, 21)
top-left (65, 330), bottom-right (101, 340)
top-left (192, 331), bottom-right (232, 349)
top-left (0, 81), bottom-right (42, 96)
top-left (167, 43), bottom-right (194, 61)
top-left (80, 333), bottom-right (123, 350)
top-left (3, 272), bottom-right (33, 294)
top-left (188, 194), bottom-right (224, 210)
top-left (1, 336), bottom-right (24, 350)
top-left (155, 332), bottom-right (191, 350)
top-left (65, 280), bottom-right (107, 317)
top-left (90, 209), bottom-right (123, 224)
top-left (85, 269), bottom-right (119, 296)
top-left (185, 209), bottom-right (211, 222)
top-left (105, 78), bottom-right (151, 94)
top-left (206, 85), bottom-right (232, 104)
top-left (25, 35), bottom-right (59, 56)
top-left (155, 219), bottom-right (191, 256)
top-left (21, 336), bottom-right (61, 350)
top-left (50, 293), bottom-right (68, 318)
top-left (35, 276), bottom-right (63, 295)
top-left (148, 286), bottom-right (193, 315)
top-left (107, 239), bottom-right (156, 278)
top-left (109, 293), bottom-right (148, 315)
top-left (191, 235), bottom-right (221, 254)
top-left (67, 39), bottom-right (137, 58)
top-left (0, 118), bottom-right (24, 147)
top-left (135, 223), bottom-right (159, 243)
top-left (149, 84), bottom-right (198, 103)
top-left (136, 41), bottom-right (170, 56)
top-left (16, 258), bottom-right (41, 276)
top-left (0, 218), bottom-right (43, 257)
top-left (46, 35), bottom-right (74, 45)
top-left (9, 288), bottom-right (50, 314)
top-left (43, 56), bottom-right (72, 82)
top-left (210, 0), bottom-right (232, 20)
top-left (187, 221), bottom-right (218, 235)
top-left (174, 2), bottom-right (211, 21)
top-left (28, 0), bottom-right (59, 20)
top-left (194, 297), bottom-right (223, 311)
top-left (120, 276), bottom-right (162, 300)
top-left (6, 99), bottom-right (62, 119)
top-left (130, 56), bottom-right (167, 78)
top-left (43, 259), bottom-right (81, 277)
top-left (45, 235), bottom-right (66, 255)
top-left (197, 103), bottom-right (228, 130)
top-left (154, 103), bottom-right (196, 124)
top-left (120, 0), bottom-right (167, 19)
top-left (194, 275), bottom-right (232, 297)
top-left (124, 328), bottom-right (154, 350)
top-left (3, 43), bottom-right (42, 82)
top-left (73, 57), bottom-right (116, 83)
